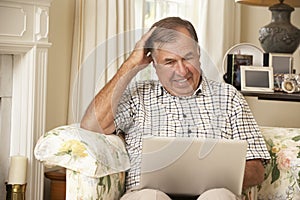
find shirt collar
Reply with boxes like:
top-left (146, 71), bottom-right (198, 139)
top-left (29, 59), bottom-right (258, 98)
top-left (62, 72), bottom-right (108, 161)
top-left (198, 75), bottom-right (211, 96)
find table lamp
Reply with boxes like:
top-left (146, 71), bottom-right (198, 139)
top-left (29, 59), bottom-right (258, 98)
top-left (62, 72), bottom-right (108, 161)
top-left (235, 0), bottom-right (300, 53)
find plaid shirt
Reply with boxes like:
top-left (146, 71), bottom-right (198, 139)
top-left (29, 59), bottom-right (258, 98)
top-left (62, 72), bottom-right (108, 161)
top-left (115, 76), bottom-right (270, 190)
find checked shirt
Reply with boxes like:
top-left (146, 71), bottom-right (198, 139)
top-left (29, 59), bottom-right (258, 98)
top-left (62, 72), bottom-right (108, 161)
top-left (114, 76), bottom-right (270, 190)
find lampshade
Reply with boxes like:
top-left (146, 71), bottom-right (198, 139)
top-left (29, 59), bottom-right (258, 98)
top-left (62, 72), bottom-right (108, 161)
top-left (236, 0), bottom-right (300, 53)
top-left (235, 0), bottom-right (300, 7)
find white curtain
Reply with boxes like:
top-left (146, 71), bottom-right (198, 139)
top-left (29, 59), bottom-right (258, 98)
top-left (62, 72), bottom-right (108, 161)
top-left (186, 0), bottom-right (241, 82)
top-left (68, 0), bottom-right (139, 123)
top-left (67, 0), bottom-right (241, 123)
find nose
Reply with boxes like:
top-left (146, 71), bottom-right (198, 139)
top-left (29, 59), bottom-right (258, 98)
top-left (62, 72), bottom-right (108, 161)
top-left (175, 60), bottom-right (188, 76)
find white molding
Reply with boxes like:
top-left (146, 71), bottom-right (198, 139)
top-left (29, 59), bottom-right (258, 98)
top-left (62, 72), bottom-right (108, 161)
top-left (35, 7), bottom-right (49, 41)
top-left (10, 46), bottom-right (48, 200)
top-left (0, 5), bottom-right (27, 37)
top-left (0, 56), bottom-right (12, 200)
top-left (0, 0), bottom-right (52, 7)
top-left (0, 0), bottom-right (52, 199)
top-left (0, 0), bottom-right (52, 43)
top-left (0, 55), bottom-right (13, 97)
top-left (0, 41), bottom-right (51, 54)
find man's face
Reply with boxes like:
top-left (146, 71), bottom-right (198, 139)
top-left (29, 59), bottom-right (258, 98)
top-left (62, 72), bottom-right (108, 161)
top-left (152, 29), bottom-right (201, 97)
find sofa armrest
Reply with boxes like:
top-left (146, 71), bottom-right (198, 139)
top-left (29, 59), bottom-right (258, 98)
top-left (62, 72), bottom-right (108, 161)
top-left (258, 126), bottom-right (300, 200)
top-left (66, 169), bottom-right (125, 200)
top-left (34, 124), bottom-right (130, 178)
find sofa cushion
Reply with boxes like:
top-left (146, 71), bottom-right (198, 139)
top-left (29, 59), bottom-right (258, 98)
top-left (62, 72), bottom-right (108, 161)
top-left (34, 124), bottom-right (130, 178)
top-left (258, 126), bottom-right (300, 200)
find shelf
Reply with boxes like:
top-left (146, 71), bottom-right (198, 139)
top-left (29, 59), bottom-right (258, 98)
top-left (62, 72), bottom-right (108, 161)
top-left (241, 91), bottom-right (300, 102)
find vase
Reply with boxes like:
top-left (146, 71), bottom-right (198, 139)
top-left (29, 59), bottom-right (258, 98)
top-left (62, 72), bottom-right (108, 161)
top-left (259, 2), bottom-right (300, 53)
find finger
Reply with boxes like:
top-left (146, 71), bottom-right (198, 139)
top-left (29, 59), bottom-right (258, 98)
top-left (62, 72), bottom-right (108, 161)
top-left (135, 27), bottom-right (157, 49)
top-left (141, 26), bottom-right (157, 42)
top-left (139, 55), bottom-right (153, 67)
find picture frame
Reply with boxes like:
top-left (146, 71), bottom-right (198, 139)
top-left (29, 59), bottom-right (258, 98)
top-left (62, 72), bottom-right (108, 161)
top-left (224, 54), bottom-right (253, 90)
top-left (273, 74), bottom-right (285, 91)
top-left (263, 53), bottom-right (293, 74)
top-left (240, 66), bottom-right (274, 93)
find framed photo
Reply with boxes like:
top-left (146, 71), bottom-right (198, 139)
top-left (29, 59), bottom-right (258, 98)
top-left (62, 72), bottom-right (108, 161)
top-left (263, 53), bottom-right (293, 74)
top-left (224, 54), bottom-right (253, 90)
top-left (273, 74), bottom-right (285, 91)
top-left (240, 66), bottom-right (274, 92)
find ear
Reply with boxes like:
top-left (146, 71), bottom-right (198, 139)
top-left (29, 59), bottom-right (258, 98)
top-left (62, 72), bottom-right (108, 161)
top-left (151, 53), bottom-right (157, 68)
top-left (197, 44), bottom-right (201, 56)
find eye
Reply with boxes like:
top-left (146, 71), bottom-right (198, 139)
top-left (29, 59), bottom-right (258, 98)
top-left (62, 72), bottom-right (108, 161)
top-left (164, 60), bottom-right (176, 66)
top-left (182, 58), bottom-right (193, 66)
top-left (184, 52), bottom-right (197, 61)
top-left (184, 55), bottom-right (194, 61)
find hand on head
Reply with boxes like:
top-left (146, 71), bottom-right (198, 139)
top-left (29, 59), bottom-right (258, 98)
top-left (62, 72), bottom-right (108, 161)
top-left (126, 27), bottom-right (157, 69)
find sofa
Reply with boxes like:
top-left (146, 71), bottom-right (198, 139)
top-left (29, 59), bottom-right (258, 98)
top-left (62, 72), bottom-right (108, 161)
top-left (34, 124), bottom-right (300, 200)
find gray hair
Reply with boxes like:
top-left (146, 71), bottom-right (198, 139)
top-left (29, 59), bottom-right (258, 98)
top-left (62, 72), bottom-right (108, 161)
top-left (145, 17), bottom-right (199, 53)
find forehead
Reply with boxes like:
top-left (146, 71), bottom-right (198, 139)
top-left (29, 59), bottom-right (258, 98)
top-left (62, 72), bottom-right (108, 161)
top-left (150, 27), bottom-right (199, 59)
top-left (153, 40), bottom-right (197, 58)
top-left (153, 36), bottom-right (198, 59)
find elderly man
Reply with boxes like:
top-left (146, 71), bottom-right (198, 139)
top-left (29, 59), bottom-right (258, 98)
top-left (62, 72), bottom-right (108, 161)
top-left (81, 17), bottom-right (270, 200)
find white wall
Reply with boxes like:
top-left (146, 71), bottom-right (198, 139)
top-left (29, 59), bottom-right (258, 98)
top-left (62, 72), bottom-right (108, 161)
top-left (245, 96), bottom-right (300, 128)
top-left (44, 1), bottom-right (75, 199)
top-left (46, 0), bottom-right (75, 131)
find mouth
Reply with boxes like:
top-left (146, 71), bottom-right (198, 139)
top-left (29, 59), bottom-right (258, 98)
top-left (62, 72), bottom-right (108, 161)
top-left (173, 77), bottom-right (192, 88)
top-left (175, 79), bottom-right (188, 83)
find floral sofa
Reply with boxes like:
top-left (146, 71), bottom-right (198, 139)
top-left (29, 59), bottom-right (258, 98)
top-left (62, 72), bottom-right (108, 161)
top-left (257, 127), bottom-right (300, 200)
top-left (34, 124), bottom-right (300, 200)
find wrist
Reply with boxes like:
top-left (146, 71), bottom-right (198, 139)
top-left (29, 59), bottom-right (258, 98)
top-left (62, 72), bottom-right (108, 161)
top-left (119, 60), bottom-right (142, 76)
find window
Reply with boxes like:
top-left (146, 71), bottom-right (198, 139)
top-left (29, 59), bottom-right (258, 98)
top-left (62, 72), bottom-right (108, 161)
top-left (144, 0), bottom-right (187, 28)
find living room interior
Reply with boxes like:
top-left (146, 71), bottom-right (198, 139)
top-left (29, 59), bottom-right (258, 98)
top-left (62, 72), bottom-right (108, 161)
top-left (46, 0), bottom-right (300, 132)
top-left (0, 0), bottom-right (300, 199)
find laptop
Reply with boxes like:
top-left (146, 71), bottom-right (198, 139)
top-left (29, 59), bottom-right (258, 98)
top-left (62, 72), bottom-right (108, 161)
top-left (139, 136), bottom-right (248, 197)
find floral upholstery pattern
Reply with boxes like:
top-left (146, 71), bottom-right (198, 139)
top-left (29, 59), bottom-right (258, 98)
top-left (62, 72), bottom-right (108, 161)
top-left (258, 127), bottom-right (300, 200)
top-left (66, 169), bottom-right (125, 200)
top-left (34, 124), bottom-right (130, 178)
top-left (34, 124), bottom-right (129, 199)
top-left (35, 125), bottom-right (300, 199)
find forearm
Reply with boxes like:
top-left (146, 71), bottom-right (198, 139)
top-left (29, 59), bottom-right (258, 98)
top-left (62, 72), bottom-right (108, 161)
top-left (80, 61), bottom-right (141, 134)
top-left (243, 159), bottom-right (265, 190)
top-left (80, 27), bottom-right (155, 134)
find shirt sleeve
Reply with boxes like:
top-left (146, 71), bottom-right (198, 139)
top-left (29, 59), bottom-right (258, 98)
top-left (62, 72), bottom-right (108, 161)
top-left (114, 82), bottom-right (138, 133)
top-left (230, 90), bottom-right (271, 162)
